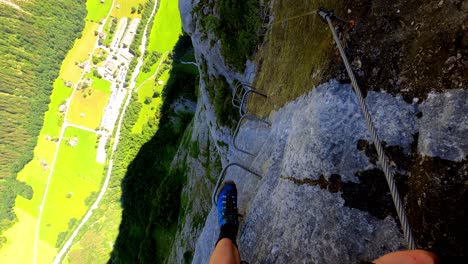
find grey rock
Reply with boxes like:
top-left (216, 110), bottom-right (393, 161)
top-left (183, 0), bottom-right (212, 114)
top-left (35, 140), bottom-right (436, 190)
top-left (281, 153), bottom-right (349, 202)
top-left (191, 80), bottom-right (468, 263)
top-left (418, 90), bottom-right (468, 161)
top-left (192, 81), bottom-right (416, 263)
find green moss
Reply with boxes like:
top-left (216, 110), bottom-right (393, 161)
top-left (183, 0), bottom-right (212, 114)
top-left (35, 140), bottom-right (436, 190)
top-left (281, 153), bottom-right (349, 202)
top-left (181, 120), bottom-right (194, 149)
top-left (217, 140), bottom-right (228, 148)
top-left (201, 138), bottom-right (221, 185)
top-left (205, 75), bottom-right (238, 128)
top-left (192, 212), bottom-right (206, 230)
top-left (195, 0), bottom-right (261, 71)
top-left (189, 139), bottom-right (200, 158)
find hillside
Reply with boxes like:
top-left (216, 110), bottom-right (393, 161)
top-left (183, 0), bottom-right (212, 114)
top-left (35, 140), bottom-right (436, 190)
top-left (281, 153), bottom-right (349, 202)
top-left (0, 0), bottom-right (86, 248)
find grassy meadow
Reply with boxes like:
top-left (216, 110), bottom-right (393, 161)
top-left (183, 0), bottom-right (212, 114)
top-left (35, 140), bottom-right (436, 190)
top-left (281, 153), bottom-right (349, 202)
top-left (37, 127), bottom-right (104, 262)
top-left (111, 0), bottom-right (148, 19)
top-left (86, 0), bottom-right (113, 22)
top-left (60, 22), bottom-right (100, 84)
top-left (147, 0), bottom-right (182, 52)
top-left (68, 76), bottom-right (111, 129)
top-left (132, 0), bottom-right (182, 133)
top-left (131, 68), bottom-right (168, 133)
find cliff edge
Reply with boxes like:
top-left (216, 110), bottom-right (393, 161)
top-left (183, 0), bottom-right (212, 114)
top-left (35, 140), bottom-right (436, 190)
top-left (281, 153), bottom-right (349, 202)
top-left (169, 0), bottom-right (467, 263)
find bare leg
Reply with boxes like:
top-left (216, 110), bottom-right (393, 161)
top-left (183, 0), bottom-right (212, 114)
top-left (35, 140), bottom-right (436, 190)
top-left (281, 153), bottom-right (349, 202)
top-left (209, 238), bottom-right (241, 264)
top-left (373, 250), bottom-right (438, 264)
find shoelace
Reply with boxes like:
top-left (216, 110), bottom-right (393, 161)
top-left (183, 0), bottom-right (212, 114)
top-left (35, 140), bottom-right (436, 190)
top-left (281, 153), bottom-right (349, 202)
top-left (222, 194), bottom-right (238, 223)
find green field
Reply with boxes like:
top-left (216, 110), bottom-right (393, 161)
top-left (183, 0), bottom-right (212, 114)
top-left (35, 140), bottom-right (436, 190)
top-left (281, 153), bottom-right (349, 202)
top-left (86, 0), bottom-right (113, 22)
top-left (38, 127), bottom-right (104, 262)
top-left (131, 0), bottom-right (182, 132)
top-left (111, 0), bottom-right (148, 19)
top-left (147, 0), bottom-right (182, 52)
top-left (1, 207), bottom-right (40, 263)
top-left (68, 76), bottom-right (111, 129)
top-left (135, 56), bottom-right (163, 87)
top-left (41, 80), bottom-right (74, 137)
top-left (63, 0), bottom-right (184, 261)
top-left (132, 69), bottom-right (168, 133)
top-left (2, 64), bottom-right (81, 264)
top-left (60, 22), bottom-right (100, 84)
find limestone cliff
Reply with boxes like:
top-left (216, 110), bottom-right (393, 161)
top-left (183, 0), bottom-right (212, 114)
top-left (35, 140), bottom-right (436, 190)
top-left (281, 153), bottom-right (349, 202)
top-left (168, 0), bottom-right (468, 263)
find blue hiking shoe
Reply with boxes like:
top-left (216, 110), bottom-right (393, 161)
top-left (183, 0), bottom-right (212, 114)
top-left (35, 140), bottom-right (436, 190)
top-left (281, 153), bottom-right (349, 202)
top-left (217, 181), bottom-right (239, 229)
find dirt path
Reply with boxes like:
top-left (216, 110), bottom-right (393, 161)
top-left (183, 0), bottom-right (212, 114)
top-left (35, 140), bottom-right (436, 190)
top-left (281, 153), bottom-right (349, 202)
top-left (65, 123), bottom-right (98, 134)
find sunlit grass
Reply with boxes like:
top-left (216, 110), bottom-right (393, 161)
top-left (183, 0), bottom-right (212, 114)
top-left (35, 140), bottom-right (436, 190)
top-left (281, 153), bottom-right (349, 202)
top-left (68, 76), bottom-right (111, 129)
top-left (0, 1), bottom-right (109, 261)
top-left (38, 127), bottom-right (103, 262)
top-left (147, 0), bottom-right (182, 53)
top-left (60, 22), bottom-right (99, 84)
top-left (249, 0), bottom-right (346, 117)
top-left (111, 0), bottom-right (147, 19)
top-left (131, 69), bottom-right (167, 133)
top-left (86, 0), bottom-right (113, 22)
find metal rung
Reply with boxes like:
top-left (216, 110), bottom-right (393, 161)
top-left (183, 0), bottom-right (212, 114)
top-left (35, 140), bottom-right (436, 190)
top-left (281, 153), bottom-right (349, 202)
top-left (239, 88), bottom-right (267, 116)
top-left (231, 83), bottom-right (267, 116)
top-left (212, 163), bottom-right (263, 207)
top-left (232, 82), bottom-right (248, 108)
top-left (232, 114), bottom-right (271, 155)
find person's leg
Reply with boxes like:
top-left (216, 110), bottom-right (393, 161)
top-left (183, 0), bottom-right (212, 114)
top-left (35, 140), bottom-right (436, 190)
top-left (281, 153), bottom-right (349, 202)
top-left (209, 181), bottom-right (241, 264)
top-left (373, 250), bottom-right (438, 264)
top-left (210, 238), bottom-right (241, 264)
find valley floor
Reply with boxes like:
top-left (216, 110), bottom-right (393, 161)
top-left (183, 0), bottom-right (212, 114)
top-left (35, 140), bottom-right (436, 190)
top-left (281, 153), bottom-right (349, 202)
top-left (0, 0), bottom-right (183, 263)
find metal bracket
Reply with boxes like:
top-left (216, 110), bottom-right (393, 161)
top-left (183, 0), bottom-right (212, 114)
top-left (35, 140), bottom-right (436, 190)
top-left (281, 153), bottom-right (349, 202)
top-left (318, 7), bottom-right (348, 24)
top-left (231, 82), bottom-right (267, 116)
top-left (232, 114), bottom-right (271, 155)
top-left (239, 87), bottom-right (267, 116)
top-left (317, 8), bottom-right (334, 22)
top-left (212, 163), bottom-right (263, 207)
top-left (232, 82), bottom-right (248, 109)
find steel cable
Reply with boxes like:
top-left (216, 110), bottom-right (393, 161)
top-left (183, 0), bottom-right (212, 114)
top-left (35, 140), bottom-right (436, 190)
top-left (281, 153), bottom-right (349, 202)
top-left (324, 15), bottom-right (416, 250)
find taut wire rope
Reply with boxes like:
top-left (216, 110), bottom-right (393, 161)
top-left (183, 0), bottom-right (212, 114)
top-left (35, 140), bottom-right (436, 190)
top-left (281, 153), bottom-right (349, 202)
top-left (319, 9), bottom-right (416, 249)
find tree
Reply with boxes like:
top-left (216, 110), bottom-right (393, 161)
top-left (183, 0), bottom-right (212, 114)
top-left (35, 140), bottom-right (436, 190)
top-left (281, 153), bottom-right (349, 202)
top-left (131, 6), bottom-right (136, 14)
top-left (137, 3), bottom-right (143, 14)
top-left (92, 69), bottom-right (102, 79)
top-left (144, 97), bottom-right (152, 105)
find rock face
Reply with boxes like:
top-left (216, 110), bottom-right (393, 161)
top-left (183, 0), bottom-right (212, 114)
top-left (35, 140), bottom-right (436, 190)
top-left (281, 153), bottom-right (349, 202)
top-left (418, 90), bottom-right (468, 161)
top-left (172, 0), bottom-right (468, 263)
top-left (192, 81), bottom-right (412, 263)
top-left (166, 99), bottom-right (221, 264)
top-left (191, 81), bottom-right (467, 263)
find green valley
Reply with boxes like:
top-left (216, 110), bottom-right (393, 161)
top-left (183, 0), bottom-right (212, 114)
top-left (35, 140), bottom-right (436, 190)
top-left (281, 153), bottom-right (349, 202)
top-left (0, 0), bottom-right (87, 253)
top-left (0, 0), bottom-right (198, 262)
top-left (0, 0), bottom-right (175, 263)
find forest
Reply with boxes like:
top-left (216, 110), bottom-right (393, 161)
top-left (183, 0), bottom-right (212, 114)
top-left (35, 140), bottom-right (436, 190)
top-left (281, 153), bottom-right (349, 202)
top-left (0, 0), bottom-right (87, 247)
